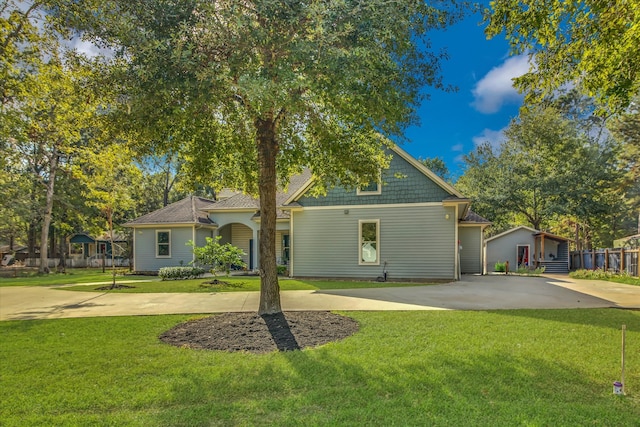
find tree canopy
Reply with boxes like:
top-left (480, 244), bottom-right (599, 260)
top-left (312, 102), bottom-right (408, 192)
top-left (456, 105), bottom-right (628, 247)
top-left (484, 0), bottom-right (640, 113)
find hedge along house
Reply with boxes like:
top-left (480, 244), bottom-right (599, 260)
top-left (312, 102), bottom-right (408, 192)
top-left (484, 226), bottom-right (571, 274)
top-left (124, 145), bottom-right (490, 280)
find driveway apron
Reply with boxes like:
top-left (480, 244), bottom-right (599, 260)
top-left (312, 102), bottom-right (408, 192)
top-left (0, 274), bottom-right (638, 320)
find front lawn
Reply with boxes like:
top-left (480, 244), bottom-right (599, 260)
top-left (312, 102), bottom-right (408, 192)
top-left (1, 309), bottom-right (638, 425)
top-left (0, 268), bottom-right (151, 287)
top-left (60, 276), bottom-right (434, 293)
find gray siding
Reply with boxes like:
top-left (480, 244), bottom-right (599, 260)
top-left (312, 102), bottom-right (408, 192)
top-left (459, 226), bottom-right (482, 274)
top-left (485, 228), bottom-right (534, 272)
top-left (195, 228), bottom-right (213, 247)
top-left (231, 223), bottom-right (253, 266)
top-left (298, 151), bottom-right (451, 206)
top-left (291, 205), bottom-right (456, 280)
top-left (133, 227), bottom-right (194, 272)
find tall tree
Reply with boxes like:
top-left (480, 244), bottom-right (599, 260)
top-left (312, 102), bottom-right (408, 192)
top-left (484, 0), bottom-right (640, 113)
top-left (62, 0), bottom-right (465, 314)
top-left (419, 156), bottom-right (450, 182)
top-left (457, 106), bottom-right (624, 245)
top-left (74, 142), bottom-right (140, 287)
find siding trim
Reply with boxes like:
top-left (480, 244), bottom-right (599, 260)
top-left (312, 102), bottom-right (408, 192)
top-left (301, 202), bottom-right (443, 211)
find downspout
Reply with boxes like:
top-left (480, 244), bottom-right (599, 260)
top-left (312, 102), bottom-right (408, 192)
top-left (454, 204), bottom-right (460, 280)
top-left (132, 229), bottom-right (136, 272)
top-left (192, 225), bottom-right (197, 264)
top-left (289, 210), bottom-right (294, 277)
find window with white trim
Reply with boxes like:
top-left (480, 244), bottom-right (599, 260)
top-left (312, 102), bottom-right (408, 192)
top-left (357, 180), bottom-right (382, 195)
top-left (359, 220), bottom-right (380, 265)
top-left (156, 230), bottom-right (171, 257)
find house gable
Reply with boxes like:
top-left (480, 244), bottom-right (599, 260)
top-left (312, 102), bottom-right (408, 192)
top-left (295, 146), bottom-right (457, 207)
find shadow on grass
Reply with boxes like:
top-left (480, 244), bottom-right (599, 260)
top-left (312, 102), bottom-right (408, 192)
top-left (151, 334), bottom-right (637, 425)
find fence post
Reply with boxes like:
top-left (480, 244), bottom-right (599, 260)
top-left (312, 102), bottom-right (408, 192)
top-left (605, 249), bottom-right (609, 271)
top-left (620, 248), bottom-right (625, 272)
top-left (592, 249), bottom-right (596, 270)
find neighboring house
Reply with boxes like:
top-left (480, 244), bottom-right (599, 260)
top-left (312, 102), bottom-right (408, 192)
top-left (124, 145), bottom-right (490, 280)
top-left (485, 226), bottom-right (571, 274)
top-left (68, 232), bottom-right (130, 267)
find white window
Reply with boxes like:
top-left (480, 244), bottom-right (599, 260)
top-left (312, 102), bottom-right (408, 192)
top-left (156, 230), bottom-right (171, 258)
top-left (359, 220), bottom-right (380, 265)
top-left (357, 174), bottom-right (382, 195)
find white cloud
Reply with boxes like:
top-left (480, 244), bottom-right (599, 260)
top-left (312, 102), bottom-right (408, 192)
top-left (451, 143), bottom-right (464, 152)
top-left (472, 127), bottom-right (507, 151)
top-left (471, 54), bottom-right (531, 114)
top-left (68, 37), bottom-right (114, 58)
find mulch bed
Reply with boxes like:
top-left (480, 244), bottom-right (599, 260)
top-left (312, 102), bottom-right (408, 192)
top-left (159, 311), bottom-right (359, 354)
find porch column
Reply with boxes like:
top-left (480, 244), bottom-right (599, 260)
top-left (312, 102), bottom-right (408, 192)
top-left (541, 235), bottom-right (545, 264)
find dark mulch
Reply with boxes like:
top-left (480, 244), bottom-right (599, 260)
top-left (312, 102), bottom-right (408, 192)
top-left (95, 284), bottom-right (136, 290)
top-left (159, 311), bottom-right (359, 354)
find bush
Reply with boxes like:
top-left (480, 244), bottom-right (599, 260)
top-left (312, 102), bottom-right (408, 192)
top-left (494, 262), bottom-right (506, 272)
top-left (158, 266), bottom-right (206, 281)
top-left (277, 265), bottom-right (287, 275)
top-left (570, 269), bottom-right (639, 286)
top-left (516, 266), bottom-right (546, 276)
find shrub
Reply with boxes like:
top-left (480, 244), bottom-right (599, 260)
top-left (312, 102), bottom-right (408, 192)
top-left (158, 266), bottom-right (206, 281)
top-left (188, 236), bottom-right (246, 277)
top-left (494, 262), bottom-right (506, 272)
top-left (516, 266), bottom-right (546, 276)
top-left (277, 265), bottom-right (287, 275)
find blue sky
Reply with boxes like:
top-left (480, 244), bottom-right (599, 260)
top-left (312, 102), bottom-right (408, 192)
top-left (402, 8), bottom-right (529, 179)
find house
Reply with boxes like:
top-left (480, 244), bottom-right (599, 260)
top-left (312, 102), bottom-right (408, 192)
top-left (68, 232), bottom-right (130, 267)
top-left (124, 145), bottom-right (490, 280)
top-left (484, 226), bottom-right (571, 274)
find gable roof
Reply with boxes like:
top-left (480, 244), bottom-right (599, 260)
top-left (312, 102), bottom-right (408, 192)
top-left (485, 226), bottom-right (571, 243)
top-left (123, 195), bottom-right (217, 227)
top-left (485, 226), bottom-right (539, 243)
top-left (389, 145), bottom-right (463, 198)
top-left (284, 144), bottom-right (464, 204)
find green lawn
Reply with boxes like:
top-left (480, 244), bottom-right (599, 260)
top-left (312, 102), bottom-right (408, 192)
top-left (0, 268), bottom-right (151, 287)
top-left (570, 269), bottom-right (640, 286)
top-left (1, 309), bottom-right (638, 426)
top-left (61, 276), bottom-right (434, 293)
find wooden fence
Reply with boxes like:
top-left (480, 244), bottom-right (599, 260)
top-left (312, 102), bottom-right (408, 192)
top-left (570, 249), bottom-right (639, 277)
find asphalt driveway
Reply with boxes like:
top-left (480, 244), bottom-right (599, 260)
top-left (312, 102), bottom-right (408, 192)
top-left (0, 274), bottom-right (638, 321)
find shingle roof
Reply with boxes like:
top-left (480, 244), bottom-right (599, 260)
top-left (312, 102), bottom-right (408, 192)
top-left (123, 196), bottom-right (217, 226)
top-left (461, 210), bottom-right (491, 224)
top-left (209, 169), bottom-right (313, 212)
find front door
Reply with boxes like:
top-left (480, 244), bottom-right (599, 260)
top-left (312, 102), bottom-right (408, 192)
top-left (517, 245), bottom-right (530, 267)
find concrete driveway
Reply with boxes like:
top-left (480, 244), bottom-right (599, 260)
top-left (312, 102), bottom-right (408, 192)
top-left (0, 274), bottom-right (638, 321)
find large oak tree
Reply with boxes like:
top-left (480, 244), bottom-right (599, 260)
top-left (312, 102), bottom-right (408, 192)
top-left (59, 0), bottom-right (465, 314)
top-left (484, 0), bottom-right (640, 113)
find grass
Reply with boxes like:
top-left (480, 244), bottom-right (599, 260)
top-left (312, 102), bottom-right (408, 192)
top-left (60, 276), bottom-right (434, 293)
top-left (1, 309), bottom-right (638, 425)
top-left (0, 268), bottom-right (151, 287)
top-left (570, 269), bottom-right (640, 286)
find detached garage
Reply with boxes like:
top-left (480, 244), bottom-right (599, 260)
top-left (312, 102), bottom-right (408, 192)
top-left (485, 226), bottom-right (571, 274)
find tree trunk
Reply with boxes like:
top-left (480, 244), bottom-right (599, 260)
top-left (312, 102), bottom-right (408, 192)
top-left (39, 147), bottom-right (59, 274)
top-left (256, 115), bottom-right (281, 315)
top-left (108, 209), bottom-right (117, 289)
